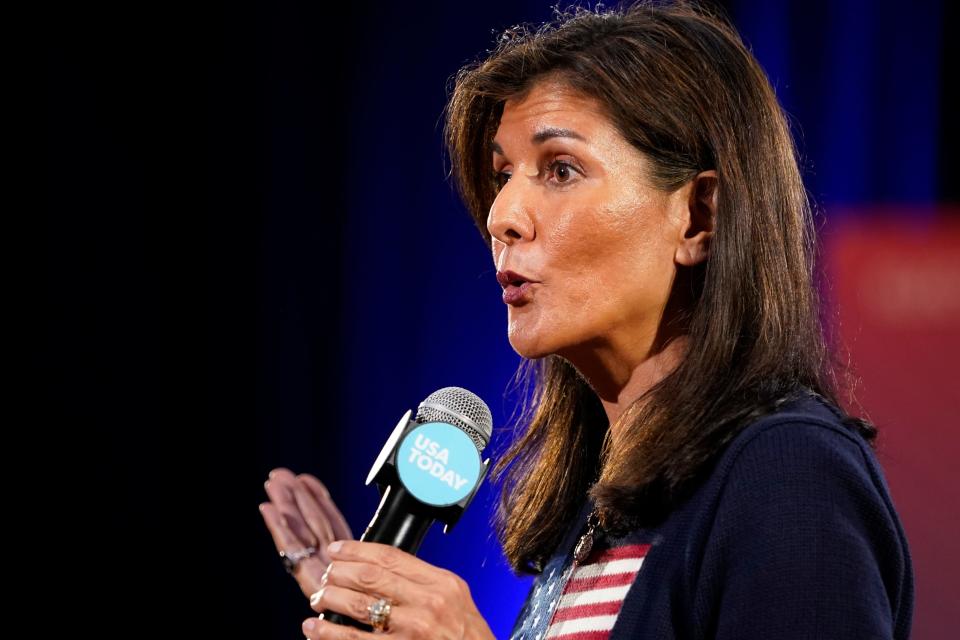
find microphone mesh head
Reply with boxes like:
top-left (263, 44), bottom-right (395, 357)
top-left (415, 387), bottom-right (492, 451)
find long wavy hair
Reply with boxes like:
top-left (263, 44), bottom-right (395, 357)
top-left (443, 1), bottom-right (874, 575)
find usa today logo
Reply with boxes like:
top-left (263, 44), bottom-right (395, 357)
top-left (396, 422), bottom-right (482, 507)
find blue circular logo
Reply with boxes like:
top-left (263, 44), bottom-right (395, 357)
top-left (396, 422), bottom-right (482, 507)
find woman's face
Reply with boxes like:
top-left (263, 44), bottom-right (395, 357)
top-left (489, 79), bottom-right (692, 364)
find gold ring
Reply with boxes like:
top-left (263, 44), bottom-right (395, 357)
top-left (367, 597), bottom-right (392, 632)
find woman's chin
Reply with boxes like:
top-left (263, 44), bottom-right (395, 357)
top-left (507, 327), bottom-right (557, 360)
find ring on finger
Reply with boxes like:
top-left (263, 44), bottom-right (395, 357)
top-left (367, 597), bottom-right (392, 633)
top-left (280, 546), bottom-right (317, 575)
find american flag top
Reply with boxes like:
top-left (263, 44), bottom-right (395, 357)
top-left (510, 540), bottom-right (651, 640)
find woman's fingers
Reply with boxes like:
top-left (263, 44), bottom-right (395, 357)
top-left (292, 481), bottom-right (337, 562)
top-left (310, 585), bottom-right (378, 623)
top-left (327, 540), bottom-right (451, 586)
top-left (303, 617), bottom-right (381, 640)
top-left (298, 473), bottom-right (355, 541)
top-left (259, 501), bottom-right (309, 553)
top-left (305, 587), bottom-right (422, 638)
top-left (316, 560), bottom-right (424, 610)
top-left (303, 542), bottom-right (490, 639)
top-left (264, 470), bottom-right (318, 548)
top-left (290, 556), bottom-right (327, 599)
top-left (260, 502), bottom-right (328, 597)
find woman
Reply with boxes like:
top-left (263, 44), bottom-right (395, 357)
top-left (261, 3), bottom-right (914, 638)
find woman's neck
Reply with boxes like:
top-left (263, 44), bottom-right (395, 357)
top-left (562, 331), bottom-right (689, 431)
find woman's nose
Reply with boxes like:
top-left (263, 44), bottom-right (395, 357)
top-left (487, 181), bottom-right (536, 245)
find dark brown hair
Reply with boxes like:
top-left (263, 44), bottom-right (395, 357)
top-left (443, 1), bottom-right (873, 575)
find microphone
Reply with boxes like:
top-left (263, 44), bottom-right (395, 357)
top-left (320, 387), bottom-right (493, 628)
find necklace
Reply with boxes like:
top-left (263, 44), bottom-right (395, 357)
top-left (573, 507), bottom-right (603, 566)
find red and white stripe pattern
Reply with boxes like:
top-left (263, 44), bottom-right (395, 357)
top-left (544, 543), bottom-right (650, 639)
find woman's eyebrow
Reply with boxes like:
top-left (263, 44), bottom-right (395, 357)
top-left (491, 127), bottom-right (587, 156)
top-left (531, 127), bottom-right (587, 144)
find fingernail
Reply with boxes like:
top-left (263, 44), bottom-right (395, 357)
top-left (269, 470), bottom-right (278, 479)
top-left (328, 540), bottom-right (342, 554)
top-left (302, 618), bottom-right (316, 633)
top-left (310, 588), bottom-right (324, 607)
top-left (264, 480), bottom-right (271, 490)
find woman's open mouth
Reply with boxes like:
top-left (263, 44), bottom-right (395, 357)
top-left (496, 270), bottom-right (537, 305)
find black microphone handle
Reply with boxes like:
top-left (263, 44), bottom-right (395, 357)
top-left (320, 484), bottom-right (434, 628)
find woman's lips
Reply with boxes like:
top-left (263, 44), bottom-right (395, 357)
top-left (496, 269), bottom-right (538, 305)
top-left (502, 281), bottom-right (535, 305)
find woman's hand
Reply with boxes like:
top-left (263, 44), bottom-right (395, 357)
top-left (302, 540), bottom-right (495, 640)
top-left (260, 468), bottom-right (355, 599)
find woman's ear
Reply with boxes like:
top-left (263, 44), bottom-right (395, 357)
top-left (674, 170), bottom-right (718, 267)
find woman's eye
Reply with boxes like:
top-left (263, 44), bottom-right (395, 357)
top-left (547, 160), bottom-right (579, 184)
top-left (492, 160), bottom-right (579, 191)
